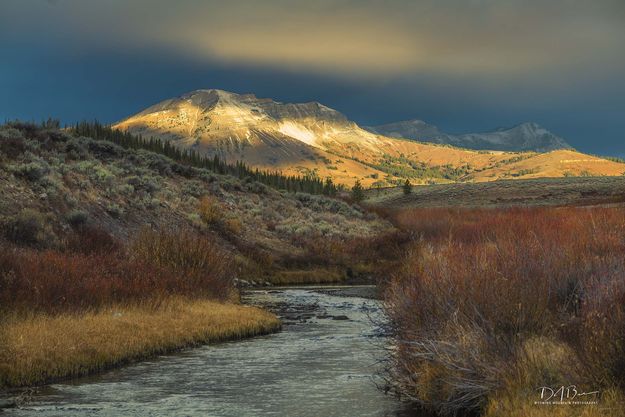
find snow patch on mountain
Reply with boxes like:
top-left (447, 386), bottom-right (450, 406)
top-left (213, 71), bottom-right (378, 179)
top-left (278, 121), bottom-right (317, 146)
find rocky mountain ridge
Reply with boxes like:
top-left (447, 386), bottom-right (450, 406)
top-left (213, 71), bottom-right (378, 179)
top-left (114, 89), bottom-right (623, 186)
top-left (366, 119), bottom-right (572, 152)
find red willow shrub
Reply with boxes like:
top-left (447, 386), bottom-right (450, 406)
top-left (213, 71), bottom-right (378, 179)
top-left (285, 230), bottom-right (408, 273)
top-left (64, 224), bottom-right (121, 255)
top-left (384, 206), bottom-right (625, 415)
top-left (0, 227), bottom-right (234, 314)
top-left (129, 228), bottom-right (233, 300)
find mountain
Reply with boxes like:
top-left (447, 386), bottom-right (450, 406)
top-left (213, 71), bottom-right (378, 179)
top-left (114, 89), bottom-right (624, 186)
top-left (366, 120), bottom-right (572, 152)
top-left (365, 119), bottom-right (446, 142)
top-left (114, 89), bottom-right (386, 185)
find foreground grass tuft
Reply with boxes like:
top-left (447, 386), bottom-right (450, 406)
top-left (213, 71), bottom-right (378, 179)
top-left (0, 297), bottom-right (280, 388)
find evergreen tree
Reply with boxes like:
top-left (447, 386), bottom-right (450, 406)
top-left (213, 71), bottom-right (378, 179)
top-left (69, 121), bottom-right (337, 196)
top-left (323, 177), bottom-right (336, 196)
top-left (351, 179), bottom-right (365, 203)
top-left (402, 179), bottom-right (412, 195)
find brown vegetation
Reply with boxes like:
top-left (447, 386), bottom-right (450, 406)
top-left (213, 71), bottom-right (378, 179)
top-left (384, 206), bottom-right (625, 416)
top-left (272, 230), bottom-right (408, 285)
top-left (269, 269), bottom-right (345, 285)
top-left (0, 122), bottom-right (390, 287)
top-left (0, 223), bottom-right (282, 388)
top-left (0, 226), bottom-right (233, 314)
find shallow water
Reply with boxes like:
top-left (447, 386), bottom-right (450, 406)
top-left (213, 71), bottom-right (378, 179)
top-left (4, 287), bottom-right (424, 417)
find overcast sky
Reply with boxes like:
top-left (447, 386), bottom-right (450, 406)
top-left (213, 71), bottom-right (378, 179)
top-left (1, 0), bottom-right (624, 156)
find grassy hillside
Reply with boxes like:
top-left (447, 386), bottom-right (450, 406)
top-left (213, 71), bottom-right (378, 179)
top-left (342, 141), bottom-right (625, 186)
top-left (366, 176), bottom-right (625, 209)
top-left (0, 121), bottom-right (392, 284)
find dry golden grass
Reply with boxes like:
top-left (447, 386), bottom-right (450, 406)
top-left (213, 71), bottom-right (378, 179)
top-left (0, 297), bottom-right (280, 388)
top-left (484, 149), bottom-right (625, 180)
top-left (482, 337), bottom-right (625, 417)
top-left (479, 336), bottom-right (625, 417)
top-left (367, 176), bottom-right (625, 209)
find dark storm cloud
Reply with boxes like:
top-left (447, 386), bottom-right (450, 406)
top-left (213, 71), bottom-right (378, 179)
top-left (3, 0), bottom-right (625, 77)
top-left (1, 0), bottom-right (624, 155)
